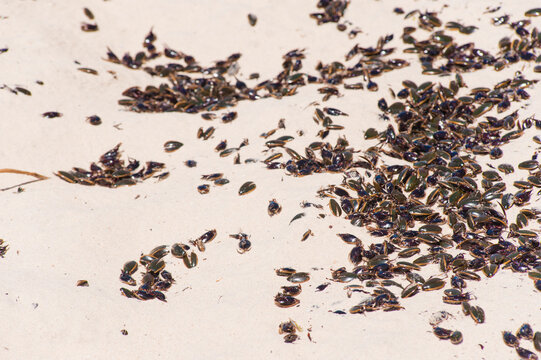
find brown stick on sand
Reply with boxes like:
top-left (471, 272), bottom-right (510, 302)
top-left (0, 168), bottom-right (49, 191)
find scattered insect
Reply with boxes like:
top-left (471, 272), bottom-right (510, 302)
top-left (534, 332), bottom-right (541, 352)
top-left (78, 67), bottom-right (98, 75)
top-left (215, 140), bottom-right (227, 152)
top-left (248, 13), bottom-right (257, 26)
top-left (76, 280), bottom-right (89, 287)
top-left (287, 272), bottom-right (310, 283)
top-left (239, 181), bottom-right (256, 195)
top-left (503, 331), bottom-right (520, 348)
top-left (164, 141), bottom-right (183, 153)
top-left (450, 331), bottom-right (463, 345)
top-left (301, 229), bottom-right (313, 241)
top-left (81, 23), bottom-right (98, 32)
top-left (517, 324), bottom-right (534, 340)
top-left (15, 87), bottom-right (31, 95)
top-left (203, 172), bottom-right (225, 181)
top-left (201, 113), bottom-right (216, 120)
top-left (197, 184), bottom-right (210, 194)
top-left (268, 199), bottom-right (282, 216)
top-left (86, 115), bottom-right (101, 125)
top-left (281, 285), bottom-right (302, 296)
top-left (238, 238), bottom-right (252, 254)
top-left (275, 293), bottom-right (300, 308)
top-left (42, 112), bottom-right (62, 118)
top-left (516, 347), bottom-right (538, 360)
top-left (83, 7), bottom-right (94, 20)
top-left (222, 112), bottom-right (237, 123)
top-left (316, 283), bottom-right (330, 292)
top-left (105, 11), bottom-right (541, 349)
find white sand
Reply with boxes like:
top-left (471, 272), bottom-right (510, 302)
top-left (0, 0), bottom-right (540, 358)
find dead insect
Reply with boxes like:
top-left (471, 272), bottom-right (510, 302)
top-left (278, 320), bottom-right (299, 334)
top-left (83, 7), bottom-right (94, 20)
top-left (503, 331), bottom-right (520, 348)
top-left (401, 284), bottom-right (420, 298)
top-left (230, 233), bottom-right (250, 241)
top-left (287, 272), bottom-right (310, 283)
top-left (123, 260), bottom-right (138, 275)
top-left (324, 107), bottom-right (348, 116)
top-left (197, 127), bottom-right (206, 139)
top-left (120, 288), bottom-right (136, 299)
top-left (154, 172), bottom-right (169, 181)
top-left (534, 332), bottom-right (541, 352)
top-left (143, 28), bottom-right (156, 47)
top-left (214, 178), bottom-right (230, 186)
top-left (329, 199), bottom-right (342, 217)
top-left (42, 111), bottom-right (62, 118)
top-left (274, 293), bottom-right (300, 308)
top-left (337, 233), bottom-right (360, 245)
top-left (164, 141), bottom-right (183, 153)
top-left (498, 164), bottom-right (514, 174)
top-left (104, 47), bottom-right (120, 63)
top-left (276, 267), bottom-right (296, 277)
top-left (14, 87), bottom-right (31, 96)
top-left (199, 229), bottom-right (217, 244)
top-left (422, 277), bottom-right (445, 291)
top-left (301, 229), bottom-right (313, 241)
top-left (367, 81), bottom-right (378, 92)
top-left (516, 347), bottom-right (538, 360)
top-left (450, 331), bottom-right (463, 345)
top-left (222, 112), bottom-right (238, 123)
top-left (283, 334), bottom-right (298, 343)
top-left (197, 184), bottom-right (210, 194)
top-left (518, 160), bottom-right (539, 171)
top-left (470, 305), bottom-right (485, 324)
top-left (238, 238), bottom-right (252, 254)
top-left (239, 181), bottom-right (256, 195)
top-left (316, 283), bottom-right (330, 292)
top-left (148, 258), bottom-right (165, 275)
top-left (81, 22), bottom-right (98, 32)
top-left (183, 252), bottom-right (198, 268)
top-left (525, 8), bottom-right (541, 17)
top-left (171, 243), bottom-right (188, 258)
top-left (300, 201), bottom-right (323, 209)
top-left (260, 129), bottom-right (277, 139)
top-left (517, 323), bottom-right (534, 340)
top-left (201, 113), bottom-right (216, 120)
top-left (119, 272), bottom-right (136, 286)
top-left (203, 127), bottom-right (216, 140)
top-left (86, 115), bottom-right (102, 125)
top-left (202, 173), bottom-right (223, 181)
top-left (76, 280), bottom-right (89, 287)
top-left (433, 327), bottom-right (453, 340)
top-left (77, 67), bottom-right (98, 75)
top-left (215, 140), bottom-right (227, 152)
top-left (281, 285), bottom-right (302, 297)
top-left (248, 13), bottom-right (257, 26)
top-left (268, 199), bottom-right (282, 216)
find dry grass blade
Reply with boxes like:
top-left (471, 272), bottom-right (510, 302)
top-left (0, 168), bottom-right (50, 191)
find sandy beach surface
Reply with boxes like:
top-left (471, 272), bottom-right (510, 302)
top-left (1, 0), bottom-right (540, 359)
